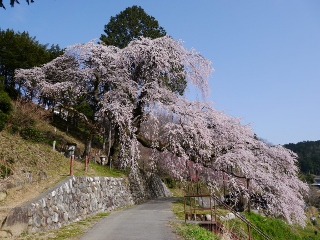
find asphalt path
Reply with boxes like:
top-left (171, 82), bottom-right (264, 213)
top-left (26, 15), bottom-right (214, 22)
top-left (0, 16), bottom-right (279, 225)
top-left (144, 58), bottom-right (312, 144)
top-left (80, 197), bottom-right (179, 240)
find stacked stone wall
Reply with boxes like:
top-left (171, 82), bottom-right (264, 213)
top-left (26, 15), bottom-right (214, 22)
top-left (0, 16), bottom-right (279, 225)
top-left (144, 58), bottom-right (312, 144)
top-left (1, 172), bottom-right (171, 236)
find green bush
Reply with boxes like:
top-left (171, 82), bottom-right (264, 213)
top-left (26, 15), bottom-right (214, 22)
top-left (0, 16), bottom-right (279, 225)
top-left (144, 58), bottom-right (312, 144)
top-left (0, 88), bottom-right (12, 131)
top-left (20, 126), bottom-right (45, 142)
top-left (0, 90), bottom-right (12, 114)
top-left (163, 177), bottom-right (176, 188)
top-left (0, 112), bottom-right (8, 131)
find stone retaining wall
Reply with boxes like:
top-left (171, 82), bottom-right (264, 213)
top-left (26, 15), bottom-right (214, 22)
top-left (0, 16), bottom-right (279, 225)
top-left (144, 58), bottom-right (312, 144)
top-left (1, 171), bottom-right (171, 237)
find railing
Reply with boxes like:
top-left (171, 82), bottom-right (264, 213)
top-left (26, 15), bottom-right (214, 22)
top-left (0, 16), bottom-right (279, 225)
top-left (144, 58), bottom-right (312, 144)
top-left (211, 194), bottom-right (273, 240)
top-left (184, 194), bottom-right (274, 240)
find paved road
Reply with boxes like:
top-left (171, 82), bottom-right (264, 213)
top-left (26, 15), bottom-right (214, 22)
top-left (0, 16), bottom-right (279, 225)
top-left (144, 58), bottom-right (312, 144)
top-left (80, 197), bottom-right (179, 240)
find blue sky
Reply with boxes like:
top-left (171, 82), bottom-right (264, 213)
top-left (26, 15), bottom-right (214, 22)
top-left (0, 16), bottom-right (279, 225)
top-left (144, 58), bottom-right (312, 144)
top-left (1, 0), bottom-right (319, 145)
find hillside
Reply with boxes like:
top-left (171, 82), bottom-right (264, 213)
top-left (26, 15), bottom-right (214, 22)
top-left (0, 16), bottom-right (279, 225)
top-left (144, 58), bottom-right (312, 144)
top-left (284, 140), bottom-right (320, 176)
top-left (0, 100), bottom-right (122, 224)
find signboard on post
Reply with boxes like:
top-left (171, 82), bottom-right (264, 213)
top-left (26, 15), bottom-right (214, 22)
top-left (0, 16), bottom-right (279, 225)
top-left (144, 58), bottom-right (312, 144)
top-left (67, 143), bottom-right (76, 176)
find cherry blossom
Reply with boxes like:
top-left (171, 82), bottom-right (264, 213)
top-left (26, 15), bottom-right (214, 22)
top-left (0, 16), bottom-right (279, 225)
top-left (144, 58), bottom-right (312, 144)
top-left (14, 36), bottom-right (308, 226)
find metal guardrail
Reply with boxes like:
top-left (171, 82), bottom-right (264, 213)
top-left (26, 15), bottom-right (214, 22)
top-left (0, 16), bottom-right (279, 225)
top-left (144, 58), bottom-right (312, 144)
top-left (184, 194), bottom-right (273, 240)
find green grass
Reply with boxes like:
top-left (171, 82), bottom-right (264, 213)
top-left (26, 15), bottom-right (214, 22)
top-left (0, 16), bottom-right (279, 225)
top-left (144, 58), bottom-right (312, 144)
top-left (172, 198), bottom-right (186, 220)
top-left (171, 198), bottom-right (220, 240)
top-left (244, 211), bottom-right (320, 240)
top-left (171, 222), bottom-right (219, 240)
top-left (89, 162), bottom-right (126, 177)
top-left (171, 196), bottom-right (320, 240)
top-left (73, 161), bottom-right (126, 177)
top-left (17, 212), bottom-right (110, 240)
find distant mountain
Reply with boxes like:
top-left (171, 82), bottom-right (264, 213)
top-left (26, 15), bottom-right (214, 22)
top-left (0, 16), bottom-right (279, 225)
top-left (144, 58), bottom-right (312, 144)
top-left (284, 140), bottom-right (320, 175)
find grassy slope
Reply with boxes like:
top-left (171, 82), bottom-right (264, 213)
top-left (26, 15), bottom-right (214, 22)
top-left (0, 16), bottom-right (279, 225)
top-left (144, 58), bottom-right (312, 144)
top-left (0, 100), bottom-right (125, 213)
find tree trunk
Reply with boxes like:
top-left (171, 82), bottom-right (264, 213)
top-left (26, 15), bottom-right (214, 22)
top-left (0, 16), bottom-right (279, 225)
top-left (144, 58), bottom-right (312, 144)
top-left (110, 126), bottom-right (121, 168)
top-left (107, 125), bottom-right (112, 169)
top-left (247, 178), bottom-right (251, 213)
top-left (84, 134), bottom-right (92, 159)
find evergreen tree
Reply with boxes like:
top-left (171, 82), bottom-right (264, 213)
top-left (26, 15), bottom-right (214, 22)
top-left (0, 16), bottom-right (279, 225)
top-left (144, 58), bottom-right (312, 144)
top-left (284, 140), bottom-right (320, 175)
top-left (100, 5), bottom-right (166, 49)
top-left (0, 29), bottom-right (63, 98)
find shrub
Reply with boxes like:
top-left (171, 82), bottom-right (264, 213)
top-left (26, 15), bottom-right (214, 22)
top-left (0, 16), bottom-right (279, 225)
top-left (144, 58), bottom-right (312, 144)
top-left (163, 177), bottom-right (176, 188)
top-left (20, 126), bottom-right (45, 142)
top-left (0, 88), bottom-right (12, 131)
top-left (0, 112), bottom-right (8, 131)
top-left (0, 90), bottom-right (13, 114)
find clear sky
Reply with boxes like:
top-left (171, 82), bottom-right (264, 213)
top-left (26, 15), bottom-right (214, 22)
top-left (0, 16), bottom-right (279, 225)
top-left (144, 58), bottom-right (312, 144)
top-left (1, 0), bottom-right (319, 145)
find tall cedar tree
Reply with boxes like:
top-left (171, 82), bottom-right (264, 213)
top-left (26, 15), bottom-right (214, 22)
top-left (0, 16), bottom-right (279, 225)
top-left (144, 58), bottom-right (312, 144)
top-left (100, 5), bottom-right (166, 49)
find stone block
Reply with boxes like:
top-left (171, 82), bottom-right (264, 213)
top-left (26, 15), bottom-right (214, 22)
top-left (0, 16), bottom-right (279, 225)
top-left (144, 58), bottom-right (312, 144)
top-left (63, 212), bottom-right (69, 222)
top-left (43, 209), bottom-right (49, 218)
top-left (40, 217), bottom-right (47, 227)
top-left (39, 199), bottom-right (46, 208)
top-left (34, 216), bottom-right (41, 228)
top-left (2, 206), bottom-right (29, 236)
top-left (0, 191), bottom-right (7, 201)
top-left (52, 206), bottom-right (59, 213)
top-left (47, 217), bottom-right (52, 225)
top-left (52, 213), bottom-right (59, 223)
top-left (0, 230), bottom-right (11, 238)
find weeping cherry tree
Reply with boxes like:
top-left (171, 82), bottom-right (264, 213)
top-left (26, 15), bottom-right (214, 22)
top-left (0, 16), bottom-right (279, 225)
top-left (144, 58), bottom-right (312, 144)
top-left (15, 36), bottom-right (308, 226)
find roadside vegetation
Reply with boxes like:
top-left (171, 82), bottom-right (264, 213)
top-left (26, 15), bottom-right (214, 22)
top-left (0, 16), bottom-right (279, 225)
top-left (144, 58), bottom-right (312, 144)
top-left (0, 99), bottom-right (128, 239)
top-left (170, 192), bottom-right (320, 240)
top-left (0, 99), bottom-right (126, 215)
top-left (17, 212), bottom-right (110, 240)
top-left (245, 209), bottom-right (319, 240)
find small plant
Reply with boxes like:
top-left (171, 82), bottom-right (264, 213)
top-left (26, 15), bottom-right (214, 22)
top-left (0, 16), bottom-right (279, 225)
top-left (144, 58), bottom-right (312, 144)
top-left (0, 165), bottom-right (12, 178)
top-left (96, 212), bottom-right (110, 217)
top-left (171, 222), bottom-right (219, 240)
top-left (17, 211), bottom-right (110, 239)
top-left (163, 176), bottom-right (176, 188)
top-left (20, 126), bottom-right (45, 142)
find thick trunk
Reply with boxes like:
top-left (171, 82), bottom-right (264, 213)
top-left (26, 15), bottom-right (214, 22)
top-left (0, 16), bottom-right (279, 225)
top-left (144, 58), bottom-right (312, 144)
top-left (247, 178), bottom-right (251, 213)
top-left (110, 126), bottom-right (121, 168)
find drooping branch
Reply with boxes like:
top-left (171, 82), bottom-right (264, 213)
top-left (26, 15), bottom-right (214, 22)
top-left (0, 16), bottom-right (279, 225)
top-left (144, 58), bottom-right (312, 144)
top-left (136, 133), bottom-right (165, 151)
